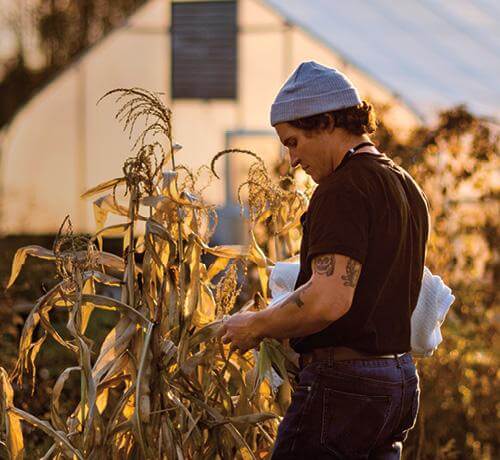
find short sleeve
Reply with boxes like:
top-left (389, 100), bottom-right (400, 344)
top-left (307, 188), bottom-right (370, 268)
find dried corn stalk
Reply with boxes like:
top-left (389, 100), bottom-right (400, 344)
top-left (1, 88), bottom-right (306, 459)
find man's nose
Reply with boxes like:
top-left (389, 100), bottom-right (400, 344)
top-left (289, 153), bottom-right (300, 168)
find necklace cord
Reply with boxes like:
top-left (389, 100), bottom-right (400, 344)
top-left (336, 141), bottom-right (375, 171)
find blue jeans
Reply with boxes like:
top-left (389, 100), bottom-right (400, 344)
top-left (271, 353), bottom-right (419, 459)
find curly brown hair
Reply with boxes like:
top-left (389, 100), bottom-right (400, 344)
top-left (289, 101), bottom-right (377, 136)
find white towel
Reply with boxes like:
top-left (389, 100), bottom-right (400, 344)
top-left (268, 262), bottom-right (455, 357)
top-left (268, 261), bottom-right (302, 301)
top-left (411, 266), bottom-right (455, 357)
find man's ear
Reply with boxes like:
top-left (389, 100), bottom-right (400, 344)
top-left (325, 113), bottom-right (336, 132)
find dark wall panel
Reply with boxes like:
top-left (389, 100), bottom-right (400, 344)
top-left (172, 1), bottom-right (237, 99)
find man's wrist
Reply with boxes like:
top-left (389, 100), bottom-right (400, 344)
top-left (250, 310), bottom-right (268, 341)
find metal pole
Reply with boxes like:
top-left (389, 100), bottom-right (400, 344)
top-left (283, 20), bottom-right (293, 80)
top-left (76, 63), bottom-right (87, 232)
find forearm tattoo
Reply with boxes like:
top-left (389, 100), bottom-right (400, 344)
top-left (281, 281), bottom-right (311, 310)
top-left (341, 258), bottom-right (361, 287)
top-left (288, 291), bottom-right (305, 308)
top-left (313, 255), bottom-right (335, 276)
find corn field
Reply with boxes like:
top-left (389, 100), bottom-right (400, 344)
top-left (0, 88), bottom-right (309, 459)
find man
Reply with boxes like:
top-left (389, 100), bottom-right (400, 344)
top-left (219, 61), bottom-right (429, 459)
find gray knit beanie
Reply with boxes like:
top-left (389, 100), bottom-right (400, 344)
top-left (270, 61), bottom-right (362, 126)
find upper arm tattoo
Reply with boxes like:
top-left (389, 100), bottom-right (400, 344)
top-left (341, 258), bottom-right (361, 287)
top-left (313, 255), bottom-right (336, 276)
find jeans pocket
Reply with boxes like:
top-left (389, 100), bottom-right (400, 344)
top-left (321, 388), bottom-right (392, 458)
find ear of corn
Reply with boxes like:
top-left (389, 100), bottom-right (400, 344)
top-left (1, 88), bottom-right (307, 459)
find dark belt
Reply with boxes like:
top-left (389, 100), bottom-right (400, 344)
top-left (299, 346), bottom-right (407, 369)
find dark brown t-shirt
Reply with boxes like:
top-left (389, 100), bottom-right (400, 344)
top-left (290, 152), bottom-right (430, 355)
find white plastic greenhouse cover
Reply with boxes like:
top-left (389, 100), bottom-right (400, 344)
top-left (264, 0), bottom-right (500, 121)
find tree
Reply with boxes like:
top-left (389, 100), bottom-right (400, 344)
top-left (375, 106), bottom-right (499, 459)
top-left (0, 0), bottom-right (148, 129)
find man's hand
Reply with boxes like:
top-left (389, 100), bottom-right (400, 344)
top-left (218, 311), bottom-right (263, 353)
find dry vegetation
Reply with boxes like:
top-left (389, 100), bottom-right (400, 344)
top-left (0, 88), bottom-right (308, 459)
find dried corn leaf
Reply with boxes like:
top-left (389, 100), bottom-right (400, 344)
top-left (183, 239), bottom-right (201, 319)
top-left (277, 213), bottom-right (302, 236)
top-left (80, 279), bottom-right (95, 334)
top-left (28, 332), bottom-right (47, 390)
top-left (0, 367), bottom-right (24, 460)
top-left (123, 224), bottom-right (131, 256)
top-left (189, 320), bottom-right (223, 349)
top-left (162, 178), bottom-right (206, 209)
top-left (239, 447), bottom-right (255, 460)
top-left (85, 270), bottom-right (122, 287)
top-left (7, 245), bottom-right (55, 289)
top-left (8, 247), bottom-right (126, 278)
top-left (249, 233), bottom-right (268, 268)
top-left (10, 407), bottom-right (83, 460)
top-left (81, 294), bottom-right (151, 326)
top-left (94, 251), bottom-right (127, 272)
top-left (182, 413), bottom-right (203, 448)
top-left (93, 194), bottom-right (129, 233)
top-left (254, 341), bottom-right (273, 394)
top-left (99, 354), bottom-right (132, 390)
top-left (185, 394), bottom-right (256, 460)
top-left (140, 195), bottom-right (164, 208)
top-left (39, 308), bottom-right (78, 353)
top-left (164, 390), bottom-right (202, 444)
top-left (93, 317), bottom-right (136, 382)
top-left (135, 234), bottom-right (145, 254)
top-left (250, 234), bottom-right (271, 299)
top-left (66, 303), bottom-right (103, 451)
top-left (203, 244), bottom-right (249, 259)
top-left (81, 177), bottom-right (126, 199)
top-left (102, 385), bottom-right (135, 449)
top-left (14, 285), bottom-right (66, 383)
top-left (38, 249), bottom-right (125, 276)
top-left (161, 420), bottom-right (178, 460)
top-left (144, 233), bottom-right (166, 271)
top-left (212, 412), bottom-right (277, 427)
top-left (39, 444), bottom-right (57, 460)
top-left (94, 222), bottom-right (132, 240)
top-left (121, 391), bottom-right (135, 421)
top-left (179, 349), bottom-right (206, 377)
top-left (145, 219), bottom-right (177, 264)
top-left (137, 349), bottom-right (152, 424)
top-left (96, 388), bottom-right (109, 414)
top-left (51, 366), bottom-right (80, 432)
top-left (133, 322), bottom-right (154, 458)
top-left (206, 257), bottom-right (230, 281)
top-left (192, 283), bottom-right (216, 327)
top-left (92, 223), bottom-right (131, 250)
